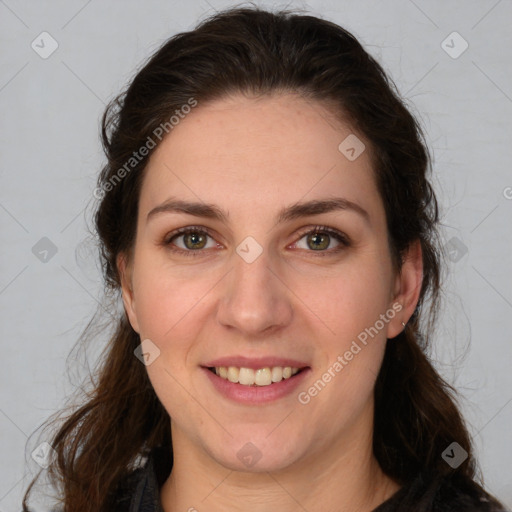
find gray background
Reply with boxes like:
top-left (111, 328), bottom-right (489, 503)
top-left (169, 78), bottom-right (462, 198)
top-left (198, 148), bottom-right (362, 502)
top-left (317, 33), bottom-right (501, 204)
top-left (1, 0), bottom-right (511, 510)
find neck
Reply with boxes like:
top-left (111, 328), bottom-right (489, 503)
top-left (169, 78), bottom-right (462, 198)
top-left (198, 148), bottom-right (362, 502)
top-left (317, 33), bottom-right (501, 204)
top-left (160, 405), bottom-right (401, 511)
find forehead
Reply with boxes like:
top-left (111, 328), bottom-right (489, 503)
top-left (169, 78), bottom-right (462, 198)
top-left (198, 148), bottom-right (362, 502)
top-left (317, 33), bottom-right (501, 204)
top-left (138, 93), bottom-right (383, 223)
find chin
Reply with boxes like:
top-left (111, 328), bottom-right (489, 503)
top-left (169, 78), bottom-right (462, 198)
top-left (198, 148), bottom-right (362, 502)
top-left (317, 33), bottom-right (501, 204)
top-left (205, 428), bottom-right (306, 473)
top-left (216, 450), bottom-right (301, 474)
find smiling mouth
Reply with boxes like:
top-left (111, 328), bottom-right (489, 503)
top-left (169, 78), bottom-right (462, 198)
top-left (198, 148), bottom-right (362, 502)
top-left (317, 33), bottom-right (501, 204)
top-left (207, 365), bottom-right (307, 386)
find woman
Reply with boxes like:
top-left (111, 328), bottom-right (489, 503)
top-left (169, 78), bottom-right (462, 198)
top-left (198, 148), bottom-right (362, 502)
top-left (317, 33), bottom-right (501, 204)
top-left (22, 6), bottom-right (509, 512)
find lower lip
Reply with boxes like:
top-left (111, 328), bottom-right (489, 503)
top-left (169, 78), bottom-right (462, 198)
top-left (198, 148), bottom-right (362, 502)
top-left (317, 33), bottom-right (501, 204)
top-left (202, 367), bottom-right (310, 404)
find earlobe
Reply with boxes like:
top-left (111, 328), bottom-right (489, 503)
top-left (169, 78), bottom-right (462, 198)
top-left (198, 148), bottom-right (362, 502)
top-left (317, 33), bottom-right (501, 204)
top-left (117, 253), bottom-right (140, 334)
top-left (387, 240), bottom-right (423, 339)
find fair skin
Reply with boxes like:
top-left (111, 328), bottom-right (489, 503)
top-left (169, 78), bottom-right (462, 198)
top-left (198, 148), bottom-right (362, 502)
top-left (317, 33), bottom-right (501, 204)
top-left (118, 92), bottom-right (423, 511)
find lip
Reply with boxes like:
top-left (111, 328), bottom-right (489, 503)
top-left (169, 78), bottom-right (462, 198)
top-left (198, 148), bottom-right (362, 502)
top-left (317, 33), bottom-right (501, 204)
top-left (202, 366), bottom-right (311, 404)
top-left (203, 356), bottom-right (309, 370)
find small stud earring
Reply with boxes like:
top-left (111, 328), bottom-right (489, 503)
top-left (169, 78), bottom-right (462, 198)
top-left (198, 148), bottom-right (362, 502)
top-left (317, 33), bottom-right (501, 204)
top-left (401, 322), bottom-right (406, 328)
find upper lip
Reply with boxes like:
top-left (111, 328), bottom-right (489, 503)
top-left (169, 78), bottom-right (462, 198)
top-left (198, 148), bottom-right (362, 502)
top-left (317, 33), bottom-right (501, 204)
top-left (203, 356), bottom-right (310, 370)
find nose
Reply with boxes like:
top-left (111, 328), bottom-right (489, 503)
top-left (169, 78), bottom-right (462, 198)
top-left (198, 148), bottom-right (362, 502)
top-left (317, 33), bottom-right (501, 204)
top-left (216, 249), bottom-right (293, 336)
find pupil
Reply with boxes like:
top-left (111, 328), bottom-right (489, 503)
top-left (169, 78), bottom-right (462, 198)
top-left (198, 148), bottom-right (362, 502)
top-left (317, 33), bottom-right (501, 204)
top-left (185, 232), bottom-right (206, 249)
top-left (308, 232), bottom-right (328, 250)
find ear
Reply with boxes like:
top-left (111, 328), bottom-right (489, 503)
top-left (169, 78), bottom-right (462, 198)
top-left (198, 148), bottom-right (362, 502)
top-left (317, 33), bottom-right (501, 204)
top-left (386, 239), bottom-right (423, 339)
top-left (117, 252), bottom-right (140, 334)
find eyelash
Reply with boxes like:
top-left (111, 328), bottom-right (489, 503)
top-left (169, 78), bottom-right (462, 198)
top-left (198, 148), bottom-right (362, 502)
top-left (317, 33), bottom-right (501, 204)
top-left (162, 225), bottom-right (350, 258)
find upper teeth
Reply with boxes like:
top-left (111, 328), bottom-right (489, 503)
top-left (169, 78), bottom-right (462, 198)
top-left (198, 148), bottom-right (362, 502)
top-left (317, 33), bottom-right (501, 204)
top-left (214, 366), bottom-right (300, 386)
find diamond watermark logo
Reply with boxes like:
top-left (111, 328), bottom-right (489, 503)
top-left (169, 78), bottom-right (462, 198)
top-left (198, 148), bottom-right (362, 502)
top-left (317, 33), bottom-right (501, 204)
top-left (338, 134), bottom-right (366, 161)
top-left (441, 32), bottom-right (468, 59)
top-left (442, 441), bottom-right (468, 469)
top-left (134, 338), bottom-right (161, 366)
top-left (31, 31), bottom-right (59, 59)
top-left (444, 236), bottom-right (468, 263)
top-left (31, 441), bottom-right (56, 469)
top-left (236, 236), bottom-right (263, 264)
top-left (237, 442), bottom-right (262, 468)
top-left (32, 237), bottom-right (58, 263)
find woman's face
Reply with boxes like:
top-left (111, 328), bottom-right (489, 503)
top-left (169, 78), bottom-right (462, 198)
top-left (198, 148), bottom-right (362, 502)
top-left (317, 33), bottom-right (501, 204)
top-left (120, 93), bottom-right (418, 473)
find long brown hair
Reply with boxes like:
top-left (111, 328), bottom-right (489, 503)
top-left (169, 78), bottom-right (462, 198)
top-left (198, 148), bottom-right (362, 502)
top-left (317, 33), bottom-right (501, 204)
top-left (22, 6), bottom-right (504, 511)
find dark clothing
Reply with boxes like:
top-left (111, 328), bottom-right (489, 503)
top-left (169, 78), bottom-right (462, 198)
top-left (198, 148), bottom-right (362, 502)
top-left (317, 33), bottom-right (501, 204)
top-left (112, 446), bottom-right (509, 512)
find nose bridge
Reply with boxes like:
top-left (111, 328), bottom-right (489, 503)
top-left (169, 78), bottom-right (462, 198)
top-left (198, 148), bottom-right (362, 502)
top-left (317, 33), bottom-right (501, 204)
top-left (216, 246), bottom-right (292, 334)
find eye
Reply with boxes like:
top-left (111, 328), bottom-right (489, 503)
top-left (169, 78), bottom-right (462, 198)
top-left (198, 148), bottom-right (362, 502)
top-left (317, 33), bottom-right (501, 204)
top-left (292, 225), bottom-right (350, 254)
top-left (163, 226), bottom-right (220, 256)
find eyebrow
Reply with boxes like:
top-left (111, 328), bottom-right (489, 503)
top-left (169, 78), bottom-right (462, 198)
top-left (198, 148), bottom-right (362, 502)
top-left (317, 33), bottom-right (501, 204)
top-left (146, 197), bottom-right (370, 225)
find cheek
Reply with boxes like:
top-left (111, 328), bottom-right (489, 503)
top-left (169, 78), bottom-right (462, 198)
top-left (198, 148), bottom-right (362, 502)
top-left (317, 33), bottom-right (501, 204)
top-left (289, 252), bottom-right (392, 411)
top-left (131, 258), bottom-right (214, 343)
top-left (131, 265), bottom-right (214, 416)
top-left (291, 257), bottom-right (393, 345)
